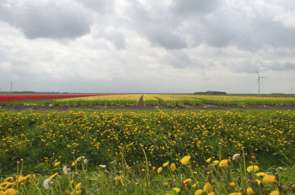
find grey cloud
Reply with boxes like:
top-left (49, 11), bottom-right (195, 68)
top-left (104, 31), bottom-right (126, 49)
top-left (127, 1), bottom-right (187, 49)
top-left (227, 17), bottom-right (295, 50)
top-left (252, 18), bottom-right (295, 48)
top-left (267, 62), bottom-right (295, 71)
top-left (172, 0), bottom-right (220, 16)
top-left (124, 0), bottom-right (222, 49)
top-left (2, 0), bottom-right (295, 50)
top-left (93, 28), bottom-right (127, 49)
top-left (181, 4), bottom-right (295, 50)
top-left (0, 48), bottom-right (7, 63)
top-left (78, 0), bottom-right (113, 13)
top-left (231, 61), bottom-right (295, 73)
top-left (127, 0), bottom-right (295, 51)
top-left (147, 30), bottom-right (187, 49)
top-left (231, 63), bottom-right (261, 73)
top-left (125, 0), bottom-right (238, 50)
top-left (166, 51), bottom-right (193, 68)
top-left (0, 0), bottom-right (92, 39)
top-left (185, 16), bottom-right (237, 48)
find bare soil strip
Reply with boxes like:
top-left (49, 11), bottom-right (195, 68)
top-left (1, 104), bottom-right (295, 110)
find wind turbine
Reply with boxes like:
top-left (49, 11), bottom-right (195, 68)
top-left (9, 81), bottom-right (13, 92)
top-left (256, 71), bottom-right (265, 95)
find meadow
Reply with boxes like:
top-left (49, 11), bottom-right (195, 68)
top-left (1, 109), bottom-right (295, 194)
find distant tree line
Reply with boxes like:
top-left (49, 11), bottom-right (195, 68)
top-left (194, 91), bottom-right (227, 95)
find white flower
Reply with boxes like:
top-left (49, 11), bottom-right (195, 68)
top-left (276, 166), bottom-right (285, 171)
top-left (83, 158), bottom-right (88, 165)
top-left (232, 153), bottom-right (241, 161)
top-left (99, 164), bottom-right (106, 168)
top-left (76, 156), bottom-right (85, 162)
top-left (62, 165), bottom-right (70, 175)
top-left (43, 178), bottom-right (53, 189)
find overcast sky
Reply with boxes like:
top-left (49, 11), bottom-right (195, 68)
top-left (0, 0), bottom-right (295, 93)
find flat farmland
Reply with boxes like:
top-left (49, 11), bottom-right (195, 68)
top-left (2, 94), bottom-right (295, 109)
top-left (1, 94), bottom-right (295, 194)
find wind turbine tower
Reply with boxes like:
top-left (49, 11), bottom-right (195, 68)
top-left (9, 81), bottom-right (13, 92)
top-left (256, 71), bottom-right (264, 95)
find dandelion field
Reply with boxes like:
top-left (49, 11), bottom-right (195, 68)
top-left (1, 109), bottom-right (295, 194)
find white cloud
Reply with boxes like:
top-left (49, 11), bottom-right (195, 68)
top-left (274, 12), bottom-right (295, 28)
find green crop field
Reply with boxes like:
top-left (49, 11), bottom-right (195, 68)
top-left (1, 109), bottom-right (295, 194)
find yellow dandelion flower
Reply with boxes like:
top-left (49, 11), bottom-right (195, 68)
top-left (246, 187), bottom-right (254, 195)
top-left (255, 179), bottom-right (261, 185)
top-left (3, 177), bottom-right (14, 183)
top-left (229, 193), bottom-right (242, 195)
top-left (219, 159), bottom-right (230, 168)
top-left (71, 160), bottom-right (77, 167)
top-left (114, 175), bottom-right (124, 185)
top-left (208, 192), bottom-right (215, 195)
top-left (0, 181), bottom-right (13, 190)
top-left (229, 182), bottom-right (236, 187)
top-left (4, 188), bottom-right (17, 195)
top-left (262, 174), bottom-right (277, 184)
top-left (256, 172), bottom-right (267, 177)
top-left (247, 165), bottom-right (259, 173)
top-left (182, 178), bottom-right (192, 186)
top-left (180, 155), bottom-right (191, 165)
top-left (170, 163), bottom-right (177, 171)
top-left (203, 182), bottom-right (213, 193)
top-left (194, 189), bottom-right (203, 195)
top-left (173, 187), bottom-right (181, 193)
top-left (74, 182), bottom-right (81, 193)
top-left (211, 160), bottom-right (219, 166)
top-left (16, 175), bottom-right (31, 183)
top-left (162, 161), bottom-right (170, 167)
top-left (157, 167), bottom-right (163, 174)
top-left (53, 161), bottom-right (61, 167)
top-left (48, 172), bottom-right (58, 180)
top-left (206, 158), bottom-right (212, 163)
top-left (269, 190), bottom-right (280, 195)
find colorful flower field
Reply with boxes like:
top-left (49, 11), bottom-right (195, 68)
top-left (0, 93), bottom-right (109, 102)
top-left (0, 109), bottom-right (295, 194)
top-left (2, 94), bottom-right (295, 108)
